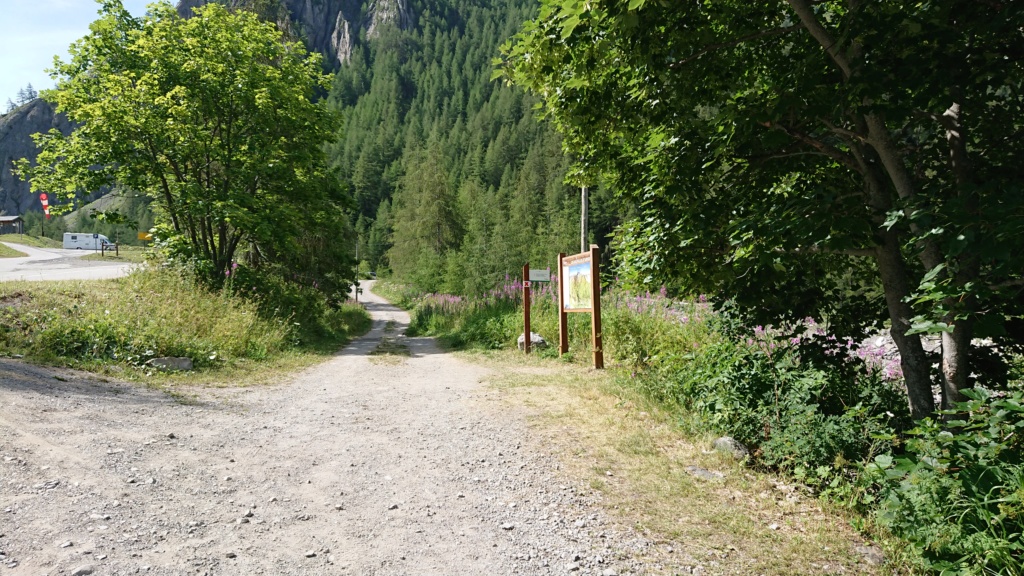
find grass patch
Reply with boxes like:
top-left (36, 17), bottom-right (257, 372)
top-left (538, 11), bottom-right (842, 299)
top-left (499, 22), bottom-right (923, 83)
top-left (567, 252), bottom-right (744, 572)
top-left (0, 267), bottom-right (371, 385)
top-left (0, 234), bottom-right (62, 248)
top-left (469, 349), bottom-right (882, 575)
top-left (371, 280), bottom-right (419, 309)
top-left (79, 246), bottom-right (151, 263)
top-left (0, 243), bottom-right (28, 258)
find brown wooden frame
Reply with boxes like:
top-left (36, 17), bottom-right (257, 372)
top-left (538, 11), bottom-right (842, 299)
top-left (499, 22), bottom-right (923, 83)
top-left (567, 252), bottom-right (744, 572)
top-left (557, 245), bottom-right (603, 369)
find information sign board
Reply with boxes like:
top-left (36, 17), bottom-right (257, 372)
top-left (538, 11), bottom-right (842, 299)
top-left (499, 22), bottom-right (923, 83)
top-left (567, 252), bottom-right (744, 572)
top-left (528, 269), bottom-right (551, 282)
top-left (557, 246), bottom-right (604, 369)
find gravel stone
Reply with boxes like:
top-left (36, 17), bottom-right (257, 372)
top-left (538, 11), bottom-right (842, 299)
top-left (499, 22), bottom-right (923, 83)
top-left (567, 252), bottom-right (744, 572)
top-left (0, 282), bottom-right (865, 575)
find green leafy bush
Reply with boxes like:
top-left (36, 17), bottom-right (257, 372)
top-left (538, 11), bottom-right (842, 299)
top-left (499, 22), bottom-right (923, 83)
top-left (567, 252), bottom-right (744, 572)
top-left (11, 269), bottom-right (284, 367)
top-left (635, 336), bottom-right (906, 476)
top-left (866, 389), bottom-right (1024, 575)
top-left (1, 267), bottom-right (370, 369)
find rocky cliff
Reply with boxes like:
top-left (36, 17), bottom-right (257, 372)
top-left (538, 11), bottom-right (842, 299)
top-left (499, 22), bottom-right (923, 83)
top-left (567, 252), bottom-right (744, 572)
top-left (0, 99), bottom-right (72, 216)
top-left (176, 0), bottom-right (413, 65)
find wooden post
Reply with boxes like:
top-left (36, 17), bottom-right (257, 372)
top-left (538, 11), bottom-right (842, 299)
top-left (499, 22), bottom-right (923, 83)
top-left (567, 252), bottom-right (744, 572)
top-left (590, 244), bottom-right (603, 369)
top-left (581, 186), bottom-right (589, 253)
top-left (557, 253), bottom-right (568, 355)
top-left (523, 263), bottom-right (531, 355)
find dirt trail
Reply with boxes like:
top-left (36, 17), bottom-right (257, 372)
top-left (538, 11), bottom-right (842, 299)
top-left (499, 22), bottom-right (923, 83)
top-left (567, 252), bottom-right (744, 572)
top-left (1, 282), bottom-right (661, 575)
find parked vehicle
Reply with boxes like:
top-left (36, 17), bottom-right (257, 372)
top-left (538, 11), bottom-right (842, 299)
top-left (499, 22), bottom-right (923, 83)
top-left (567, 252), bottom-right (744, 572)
top-left (63, 232), bottom-right (112, 250)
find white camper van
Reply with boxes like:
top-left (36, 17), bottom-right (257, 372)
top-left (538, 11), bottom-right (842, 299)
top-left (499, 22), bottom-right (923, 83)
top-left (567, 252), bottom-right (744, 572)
top-left (63, 232), bottom-right (112, 250)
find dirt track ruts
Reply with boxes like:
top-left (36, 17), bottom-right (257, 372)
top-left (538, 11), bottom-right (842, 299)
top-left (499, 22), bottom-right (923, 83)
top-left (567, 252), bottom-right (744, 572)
top-left (1, 282), bottom-right (669, 576)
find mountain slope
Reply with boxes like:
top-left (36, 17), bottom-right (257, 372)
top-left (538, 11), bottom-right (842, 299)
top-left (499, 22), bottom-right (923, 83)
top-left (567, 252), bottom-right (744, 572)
top-left (175, 0), bottom-right (412, 65)
top-left (0, 99), bottom-right (72, 216)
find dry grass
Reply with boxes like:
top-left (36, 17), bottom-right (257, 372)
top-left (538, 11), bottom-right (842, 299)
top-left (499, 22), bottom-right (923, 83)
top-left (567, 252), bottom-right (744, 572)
top-left (0, 270), bottom-right (372, 389)
top-left (463, 349), bottom-right (882, 576)
top-left (80, 246), bottom-right (151, 263)
top-left (0, 234), bottom-right (61, 248)
top-left (0, 243), bottom-right (28, 258)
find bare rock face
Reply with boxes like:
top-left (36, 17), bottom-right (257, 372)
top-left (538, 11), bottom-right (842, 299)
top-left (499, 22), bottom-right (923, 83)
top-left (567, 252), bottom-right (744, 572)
top-left (0, 99), bottom-right (72, 216)
top-left (176, 0), bottom-right (412, 66)
top-left (331, 11), bottom-right (355, 64)
top-left (364, 0), bottom-right (412, 39)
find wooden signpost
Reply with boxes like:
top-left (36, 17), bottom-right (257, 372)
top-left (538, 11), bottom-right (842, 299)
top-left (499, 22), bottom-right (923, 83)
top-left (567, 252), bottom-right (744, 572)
top-left (521, 264), bottom-right (552, 355)
top-left (557, 244), bottom-right (603, 369)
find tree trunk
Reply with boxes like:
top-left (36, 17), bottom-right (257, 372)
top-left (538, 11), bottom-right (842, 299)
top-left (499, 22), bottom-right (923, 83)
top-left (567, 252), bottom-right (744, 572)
top-left (875, 230), bottom-right (936, 419)
top-left (937, 100), bottom-right (979, 408)
top-left (940, 321), bottom-right (972, 408)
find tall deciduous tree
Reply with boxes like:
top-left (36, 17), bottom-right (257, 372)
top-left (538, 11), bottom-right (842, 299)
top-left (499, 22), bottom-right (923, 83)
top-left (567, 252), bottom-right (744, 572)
top-left (503, 0), bottom-right (1024, 418)
top-left (18, 0), bottom-right (343, 281)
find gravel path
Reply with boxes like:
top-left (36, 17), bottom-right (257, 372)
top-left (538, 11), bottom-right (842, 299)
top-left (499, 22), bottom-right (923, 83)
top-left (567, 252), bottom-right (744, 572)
top-left (0, 283), bottom-right (660, 575)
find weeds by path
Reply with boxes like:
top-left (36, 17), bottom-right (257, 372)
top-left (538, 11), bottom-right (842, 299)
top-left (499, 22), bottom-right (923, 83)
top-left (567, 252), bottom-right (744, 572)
top-left (466, 349), bottom-right (885, 576)
top-left (0, 234), bottom-right (61, 248)
top-left (0, 243), bottom-right (28, 258)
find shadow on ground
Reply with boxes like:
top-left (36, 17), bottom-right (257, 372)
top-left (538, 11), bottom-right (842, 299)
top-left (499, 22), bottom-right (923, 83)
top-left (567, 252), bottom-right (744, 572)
top-left (0, 359), bottom-right (177, 408)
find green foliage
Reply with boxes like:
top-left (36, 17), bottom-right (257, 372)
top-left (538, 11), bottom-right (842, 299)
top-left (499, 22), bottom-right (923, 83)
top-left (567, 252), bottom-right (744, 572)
top-left (0, 268), bottom-right (370, 368)
top-left (502, 0), bottom-right (1024, 416)
top-left (1, 269), bottom-right (284, 367)
top-left (327, 0), bottom-right (598, 294)
top-left (371, 280), bottom-right (422, 310)
top-left (0, 244), bottom-right (28, 258)
top-left (225, 264), bottom-right (368, 349)
top-left (865, 389), bottom-right (1024, 575)
top-left (620, 314), bottom-right (908, 476)
top-left (19, 1), bottom-right (349, 284)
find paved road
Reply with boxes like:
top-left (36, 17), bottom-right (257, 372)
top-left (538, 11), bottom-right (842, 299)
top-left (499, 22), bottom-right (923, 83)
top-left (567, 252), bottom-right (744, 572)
top-left (0, 241), bottom-right (133, 282)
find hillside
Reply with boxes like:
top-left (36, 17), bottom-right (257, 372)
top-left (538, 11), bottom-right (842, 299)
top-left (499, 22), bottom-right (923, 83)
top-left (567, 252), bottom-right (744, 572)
top-left (324, 0), bottom-right (625, 294)
top-left (3, 0), bottom-right (615, 293)
top-left (0, 98), bottom-right (72, 216)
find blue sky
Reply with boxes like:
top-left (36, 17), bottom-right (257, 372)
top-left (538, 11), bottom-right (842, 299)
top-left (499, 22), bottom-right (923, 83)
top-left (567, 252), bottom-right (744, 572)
top-left (0, 0), bottom-right (153, 106)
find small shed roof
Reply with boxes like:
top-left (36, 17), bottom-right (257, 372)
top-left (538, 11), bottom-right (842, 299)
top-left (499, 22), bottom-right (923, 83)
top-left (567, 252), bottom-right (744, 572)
top-left (0, 215), bottom-right (24, 223)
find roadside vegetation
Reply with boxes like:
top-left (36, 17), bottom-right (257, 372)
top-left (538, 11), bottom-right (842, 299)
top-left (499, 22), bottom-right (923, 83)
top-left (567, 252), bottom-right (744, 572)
top-left (376, 279), bottom-right (1024, 575)
top-left (0, 268), bottom-right (370, 384)
top-left (0, 244), bottom-right (28, 258)
top-left (0, 234), bottom-right (61, 248)
top-left (3, 2), bottom-right (366, 384)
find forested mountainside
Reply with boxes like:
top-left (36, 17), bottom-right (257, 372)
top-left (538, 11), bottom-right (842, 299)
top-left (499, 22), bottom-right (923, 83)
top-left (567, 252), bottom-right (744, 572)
top-left (180, 0), bottom-right (623, 294)
top-left (324, 0), bottom-right (624, 294)
top-left (176, 0), bottom-right (412, 65)
top-left (6, 0), bottom-right (620, 293)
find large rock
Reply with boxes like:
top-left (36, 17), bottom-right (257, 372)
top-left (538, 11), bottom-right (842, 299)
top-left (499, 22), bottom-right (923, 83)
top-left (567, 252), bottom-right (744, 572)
top-left (0, 99), bottom-right (73, 216)
top-left (146, 357), bottom-right (194, 371)
top-left (517, 332), bottom-right (548, 351)
top-left (712, 436), bottom-right (750, 460)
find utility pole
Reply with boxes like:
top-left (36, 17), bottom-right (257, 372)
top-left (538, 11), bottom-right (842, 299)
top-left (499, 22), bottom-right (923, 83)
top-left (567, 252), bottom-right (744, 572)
top-left (580, 186), bottom-right (588, 253)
